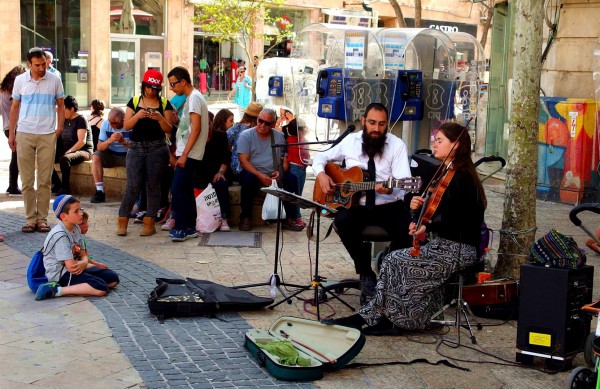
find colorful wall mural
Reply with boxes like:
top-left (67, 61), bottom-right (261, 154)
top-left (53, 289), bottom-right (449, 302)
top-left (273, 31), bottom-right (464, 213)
top-left (538, 97), bottom-right (598, 204)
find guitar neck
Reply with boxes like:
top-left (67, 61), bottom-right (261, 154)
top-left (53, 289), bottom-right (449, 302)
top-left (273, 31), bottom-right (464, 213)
top-left (346, 181), bottom-right (386, 192)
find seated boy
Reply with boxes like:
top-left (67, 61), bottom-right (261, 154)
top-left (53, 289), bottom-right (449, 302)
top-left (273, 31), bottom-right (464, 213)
top-left (36, 194), bottom-right (119, 300)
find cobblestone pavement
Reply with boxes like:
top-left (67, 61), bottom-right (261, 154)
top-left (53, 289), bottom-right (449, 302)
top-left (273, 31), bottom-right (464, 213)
top-left (2, 152), bottom-right (600, 388)
top-left (0, 177), bottom-right (598, 389)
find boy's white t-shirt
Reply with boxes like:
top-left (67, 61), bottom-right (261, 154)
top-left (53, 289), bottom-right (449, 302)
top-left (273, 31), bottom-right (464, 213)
top-left (176, 89), bottom-right (209, 160)
top-left (42, 222), bottom-right (82, 282)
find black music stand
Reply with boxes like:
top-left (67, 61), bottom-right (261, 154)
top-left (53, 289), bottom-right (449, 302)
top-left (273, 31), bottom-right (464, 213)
top-left (259, 187), bottom-right (355, 320)
top-left (231, 191), bottom-right (308, 305)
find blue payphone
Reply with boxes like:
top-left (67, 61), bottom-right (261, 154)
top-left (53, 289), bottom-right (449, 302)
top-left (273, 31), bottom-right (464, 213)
top-left (390, 70), bottom-right (424, 121)
top-left (268, 76), bottom-right (284, 97)
top-left (316, 68), bottom-right (346, 119)
top-left (317, 67), bottom-right (425, 122)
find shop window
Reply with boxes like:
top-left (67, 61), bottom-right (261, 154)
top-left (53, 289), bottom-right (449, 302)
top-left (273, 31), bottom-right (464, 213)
top-left (110, 0), bottom-right (165, 36)
top-left (20, 0), bottom-right (90, 105)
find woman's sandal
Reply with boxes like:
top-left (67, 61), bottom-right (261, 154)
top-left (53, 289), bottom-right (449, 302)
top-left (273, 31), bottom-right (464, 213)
top-left (36, 223), bottom-right (51, 233)
top-left (21, 224), bottom-right (36, 233)
top-left (586, 239), bottom-right (600, 255)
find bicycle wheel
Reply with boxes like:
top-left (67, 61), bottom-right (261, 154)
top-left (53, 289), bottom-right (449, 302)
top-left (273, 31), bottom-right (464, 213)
top-left (564, 367), bottom-right (596, 389)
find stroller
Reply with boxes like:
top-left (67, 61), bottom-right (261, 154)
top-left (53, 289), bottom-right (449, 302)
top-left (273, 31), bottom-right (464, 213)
top-left (565, 203), bottom-right (600, 389)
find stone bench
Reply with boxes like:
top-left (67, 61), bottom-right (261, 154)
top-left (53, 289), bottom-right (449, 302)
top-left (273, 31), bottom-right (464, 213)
top-left (54, 161), bottom-right (265, 226)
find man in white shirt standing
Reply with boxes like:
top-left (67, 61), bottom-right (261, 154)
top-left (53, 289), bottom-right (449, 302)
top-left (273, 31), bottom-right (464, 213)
top-left (167, 66), bottom-right (209, 242)
top-left (9, 47), bottom-right (65, 233)
top-left (312, 103), bottom-right (413, 305)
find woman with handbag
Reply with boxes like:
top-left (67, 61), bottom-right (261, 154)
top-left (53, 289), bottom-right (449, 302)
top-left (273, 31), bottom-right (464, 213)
top-left (326, 123), bottom-right (487, 335)
top-left (194, 111), bottom-right (232, 231)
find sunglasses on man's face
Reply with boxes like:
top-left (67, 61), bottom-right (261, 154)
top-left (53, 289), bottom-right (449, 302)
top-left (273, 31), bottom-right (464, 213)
top-left (257, 118), bottom-right (274, 126)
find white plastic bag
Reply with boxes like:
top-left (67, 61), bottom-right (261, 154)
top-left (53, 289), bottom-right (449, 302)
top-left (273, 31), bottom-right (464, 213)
top-left (262, 179), bottom-right (286, 221)
top-left (196, 183), bottom-right (222, 233)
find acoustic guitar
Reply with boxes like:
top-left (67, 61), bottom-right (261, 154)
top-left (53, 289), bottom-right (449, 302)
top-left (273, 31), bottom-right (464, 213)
top-left (312, 163), bottom-right (422, 214)
top-left (462, 280), bottom-right (519, 306)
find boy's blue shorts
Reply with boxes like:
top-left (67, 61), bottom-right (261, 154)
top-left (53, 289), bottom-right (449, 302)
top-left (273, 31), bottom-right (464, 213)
top-left (59, 267), bottom-right (120, 292)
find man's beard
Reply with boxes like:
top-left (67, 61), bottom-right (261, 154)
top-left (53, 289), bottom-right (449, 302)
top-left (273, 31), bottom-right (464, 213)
top-left (362, 128), bottom-right (387, 158)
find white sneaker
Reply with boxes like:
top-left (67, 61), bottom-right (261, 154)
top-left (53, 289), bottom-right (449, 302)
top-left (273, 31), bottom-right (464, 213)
top-left (220, 219), bottom-right (231, 232)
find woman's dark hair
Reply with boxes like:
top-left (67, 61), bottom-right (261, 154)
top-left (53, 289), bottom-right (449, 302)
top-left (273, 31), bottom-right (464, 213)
top-left (438, 122), bottom-right (487, 208)
top-left (90, 99), bottom-right (105, 117)
top-left (213, 109), bottom-right (233, 132)
top-left (140, 84), bottom-right (163, 98)
top-left (240, 113), bottom-right (258, 127)
top-left (0, 65), bottom-right (26, 93)
top-left (64, 95), bottom-right (79, 112)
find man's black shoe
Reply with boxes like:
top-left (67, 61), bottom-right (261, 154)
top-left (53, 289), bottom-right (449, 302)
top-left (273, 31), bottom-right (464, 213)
top-left (90, 190), bottom-right (105, 203)
top-left (6, 186), bottom-right (22, 196)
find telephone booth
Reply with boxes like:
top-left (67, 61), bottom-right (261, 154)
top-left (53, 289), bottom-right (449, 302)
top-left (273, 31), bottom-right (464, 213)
top-left (289, 23), bottom-right (388, 146)
top-left (445, 31), bottom-right (487, 155)
top-left (374, 28), bottom-right (457, 152)
top-left (255, 57), bottom-right (320, 112)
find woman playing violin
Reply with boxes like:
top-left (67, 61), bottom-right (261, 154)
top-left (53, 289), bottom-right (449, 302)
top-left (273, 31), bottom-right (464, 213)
top-left (326, 123), bottom-right (487, 334)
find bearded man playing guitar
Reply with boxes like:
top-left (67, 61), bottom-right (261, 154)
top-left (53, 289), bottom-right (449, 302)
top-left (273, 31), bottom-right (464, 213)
top-left (313, 103), bottom-right (413, 305)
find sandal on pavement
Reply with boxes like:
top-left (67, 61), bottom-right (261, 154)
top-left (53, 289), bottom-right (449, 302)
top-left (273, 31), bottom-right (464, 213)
top-left (586, 239), bottom-right (600, 255)
top-left (21, 224), bottom-right (36, 233)
top-left (36, 223), bottom-right (51, 233)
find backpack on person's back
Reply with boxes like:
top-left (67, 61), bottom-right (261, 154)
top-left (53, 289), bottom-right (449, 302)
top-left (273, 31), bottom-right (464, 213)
top-left (26, 231), bottom-right (69, 293)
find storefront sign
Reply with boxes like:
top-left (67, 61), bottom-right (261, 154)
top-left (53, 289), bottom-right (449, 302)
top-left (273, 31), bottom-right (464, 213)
top-left (405, 19), bottom-right (478, 37)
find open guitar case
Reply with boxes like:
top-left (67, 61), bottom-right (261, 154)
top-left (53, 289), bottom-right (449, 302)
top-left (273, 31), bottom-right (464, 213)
top-left (147, 278), bottom-right (274, 322)
top-left (245, 316), bottom-right (365, 381)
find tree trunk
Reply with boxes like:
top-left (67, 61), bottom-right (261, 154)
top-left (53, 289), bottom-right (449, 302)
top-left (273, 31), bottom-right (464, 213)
top-left (388, 0), bottom-right (406, 27)
top-left (415, 0), bottom-right (422, 27)
top-left (479, 3), bottom-right (494, 50)
top-left (494, 0), bottom-right (544, 279)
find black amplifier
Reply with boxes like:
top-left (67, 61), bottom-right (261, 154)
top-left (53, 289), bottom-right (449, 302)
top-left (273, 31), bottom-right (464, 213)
top-left (516, 264), bottom-right (593, 361)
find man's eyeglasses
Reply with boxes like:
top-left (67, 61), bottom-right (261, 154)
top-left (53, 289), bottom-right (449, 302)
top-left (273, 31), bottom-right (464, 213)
top-left (169, 80), bottom-right (182, 87)
top-left (28, 47), bottom-right (44, 54)
top-left (108, 119), bottom-right (123, 126)
top-left (257, 118), bottom-right (274, 126)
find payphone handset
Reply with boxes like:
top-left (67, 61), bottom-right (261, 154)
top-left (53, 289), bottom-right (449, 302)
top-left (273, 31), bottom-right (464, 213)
top-left (317, 67), bottom-right (346, 120)
top-left (390, 70), bottom-right (424, 121)
top-left (268, 76), bottom-right (284, 97)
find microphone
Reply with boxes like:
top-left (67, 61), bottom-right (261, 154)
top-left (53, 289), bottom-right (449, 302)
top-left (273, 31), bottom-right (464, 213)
top-left (331, 124), bottom-right (355, 146)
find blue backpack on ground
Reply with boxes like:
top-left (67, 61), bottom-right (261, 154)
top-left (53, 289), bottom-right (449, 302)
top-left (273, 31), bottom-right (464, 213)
top-left (26, 231), bottom-right (69, 293)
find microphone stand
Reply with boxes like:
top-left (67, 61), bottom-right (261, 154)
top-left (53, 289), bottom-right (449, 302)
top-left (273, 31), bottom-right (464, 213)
top-left (232, 132), bottom-right (353, 312)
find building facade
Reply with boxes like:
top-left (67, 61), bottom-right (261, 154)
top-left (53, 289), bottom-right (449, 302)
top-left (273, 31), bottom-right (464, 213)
top-left (2, 0), bottom-right (490, 107)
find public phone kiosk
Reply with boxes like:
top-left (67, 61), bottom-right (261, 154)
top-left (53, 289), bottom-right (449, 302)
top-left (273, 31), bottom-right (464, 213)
top-left (255, 57), bottom-right (320, 117)
top-left (445, 31), bottom-right (487, 155)
top-left (292, 24), bottom-right (390, 136)
top-left (374, 28), bottom-right (458, 151)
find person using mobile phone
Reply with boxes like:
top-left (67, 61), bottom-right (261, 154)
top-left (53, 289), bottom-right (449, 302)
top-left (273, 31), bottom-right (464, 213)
top-left (117, 69), bottom-right (174, 237)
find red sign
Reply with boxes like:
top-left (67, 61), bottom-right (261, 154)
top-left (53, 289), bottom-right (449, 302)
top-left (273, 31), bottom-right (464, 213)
top-left (278, 15), bottom-right (291, 30)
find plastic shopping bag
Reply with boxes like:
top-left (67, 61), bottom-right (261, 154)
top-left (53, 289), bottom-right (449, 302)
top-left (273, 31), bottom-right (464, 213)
top-left (262, 179), bottom-right (286, 221)
top-left (196, 183), bottom-right (222, 233)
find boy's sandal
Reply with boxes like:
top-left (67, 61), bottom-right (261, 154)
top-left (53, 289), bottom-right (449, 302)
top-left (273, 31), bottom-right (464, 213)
top-left (21, 224), bottom-right (36, 233)
top-left (36, 223), bottom-right (51, 233)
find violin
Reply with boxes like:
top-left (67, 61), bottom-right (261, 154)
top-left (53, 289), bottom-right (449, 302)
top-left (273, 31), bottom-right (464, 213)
top-left (409, 162), bottom-right (456, 257)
